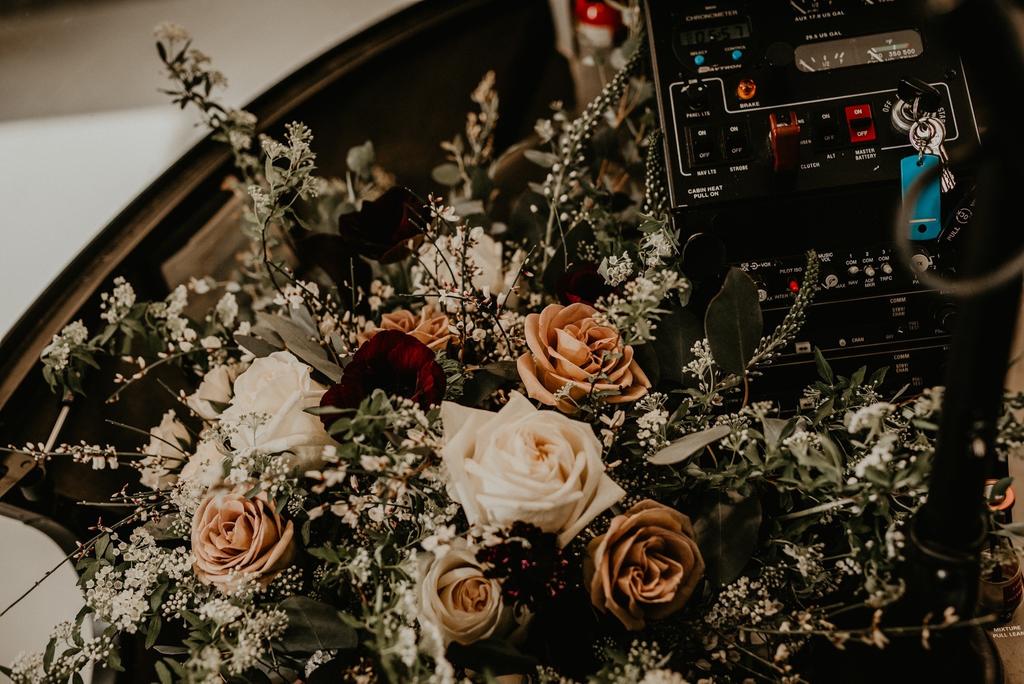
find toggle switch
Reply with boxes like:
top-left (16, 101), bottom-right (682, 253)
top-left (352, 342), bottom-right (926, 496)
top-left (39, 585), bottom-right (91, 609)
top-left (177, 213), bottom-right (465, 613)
top-left (768, 111), bottom-right (801, 173)
top-left (845, 103), bottom-right (876, 143)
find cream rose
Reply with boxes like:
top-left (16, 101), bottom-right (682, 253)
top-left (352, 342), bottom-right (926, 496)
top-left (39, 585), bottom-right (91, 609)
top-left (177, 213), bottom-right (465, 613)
top-left (191, 488), bottom-right (296, 589)
top-left (186, 363), bottom-right (244, 421)
top-left (139, 410), bottom-right (190, 490)
top-left (441, 392), bottom-right (624, 546)
top-left (518, 302), bottom-right (650, 414)
top-left (218, 351), bottom-right (332, 470)
top-left (358, 306), bottom-right (453, 351)
top-left (418, 539), bottom-right (507, 645)
top-left (180, 439), bottom-right (226, 489)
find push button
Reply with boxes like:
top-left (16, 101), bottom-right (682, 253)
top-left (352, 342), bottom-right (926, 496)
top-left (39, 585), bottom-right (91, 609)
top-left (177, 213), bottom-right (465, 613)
top-left (724, 123), bottom-right (750, 160)
top-left (844, 103), bottom-right (876, 143)
top-left (686, 125), bottom-right (720, 166)
top-left (812, 109), bottom-right (841, 149)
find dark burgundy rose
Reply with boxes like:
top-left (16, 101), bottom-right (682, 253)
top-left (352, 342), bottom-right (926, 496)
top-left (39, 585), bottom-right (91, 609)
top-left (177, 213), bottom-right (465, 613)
top-left (475, 521), bottom-right (570, 608)
top-left (338, 186), bottom-right (426, 263)
top-left (319, 330), bottom-right (445, 424)
top-left (556, 261), bottom-right (614, 306)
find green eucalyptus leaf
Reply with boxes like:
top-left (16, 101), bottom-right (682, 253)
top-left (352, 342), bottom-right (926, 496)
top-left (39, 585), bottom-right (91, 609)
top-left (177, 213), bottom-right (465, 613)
top-left (278, 596), bottom-right (358, 653)
top-left (814, 348), bottom-right (834, 384)
top-left (636, 306), bottom-right (703, 386)
top-left (694, 493), bottom-right (763, 586)
top-left (761, 417), bottom-right (793, 448)
top-left (234, 334), bottom-right (281, 358)
top-left (462, 368), bottom-right (512, 406)
top-left (431, 163), bottom-right (462, 187)
top-left (704, 267), bottom-right (763, 376)
top-left (648, 424), bottom-right (731, 465)
top-left (446, 638), bottom-right (538, 676)
top-left (523, 149), bottom-right (558, 168)
top-left (257, 314), bottom-right (343, 382)
top-left (154, 661), bottom-right (173, 684)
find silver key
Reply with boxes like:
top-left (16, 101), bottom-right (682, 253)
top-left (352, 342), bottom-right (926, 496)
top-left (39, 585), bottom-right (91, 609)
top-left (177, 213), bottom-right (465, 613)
top-left (911, 117), bottom-right (956, 193)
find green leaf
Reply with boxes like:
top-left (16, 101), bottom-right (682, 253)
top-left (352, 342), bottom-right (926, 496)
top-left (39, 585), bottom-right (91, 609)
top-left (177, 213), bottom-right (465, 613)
top-left (704, 268), bottom-right (764, 376)
top-left (761, 417), bottom-right (794, 448)
top-left (345, 140), bottom-right (375, 178)
top-left (258, 314), bottom-right (343, 382)
top-left (636, 306), bottom-right (703, 386)
top-left (43, 638), bottom-right (56, 670)
top-left (447, 638), bottom-right (539, 676)
top-left (153, 645), bottom-right (189, 655)
top-left (648, 424), bottom-right (731, 465)
top-left (814, 348), bottom-right (834, 385)
top-left (523, 149), bottom-right (558, 168)
top-left (154, 660), bottom-right (173, 684)
top-left (145, 615), bottom-right (162, 649)
top-left (694, 493), bottom-right (763, 586)
top-left (431, 163), bottom-right (462, 187)
top-left (234, 333), bottom-right (281, 358)
top-left (278, 597), bottom-right (358, 653)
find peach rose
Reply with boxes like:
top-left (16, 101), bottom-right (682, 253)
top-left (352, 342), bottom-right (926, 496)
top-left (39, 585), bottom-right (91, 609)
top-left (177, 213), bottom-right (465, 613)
top-left (517, 303), bottom-right (650, 413)
top-left (359, 306), bottom-right (453, 351)
top-left (584, 499), bottom-right (704, 631)
top-left (191, 489), bottom-right (296, 589)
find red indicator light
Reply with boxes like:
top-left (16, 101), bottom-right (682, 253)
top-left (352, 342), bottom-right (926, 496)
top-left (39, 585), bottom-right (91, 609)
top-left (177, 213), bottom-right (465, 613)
top-left (788, 279), bottom-right (800, 293)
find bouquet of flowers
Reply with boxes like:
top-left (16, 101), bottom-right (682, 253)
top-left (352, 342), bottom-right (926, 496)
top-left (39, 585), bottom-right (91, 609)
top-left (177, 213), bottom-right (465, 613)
top-left (6, 11), bottom-right (1024, 684)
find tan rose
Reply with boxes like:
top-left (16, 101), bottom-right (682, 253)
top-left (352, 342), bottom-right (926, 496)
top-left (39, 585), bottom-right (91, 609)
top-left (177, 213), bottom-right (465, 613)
top-left (584, 499), bottom-right (704, 631)
top-left (517, 303), bottom-right (650, 413)
top-left (359, 306), bottom-right (453, 351)
top-left (191, 489), bottom-right (296, 589)
top-left (418, 539), bottom-right (508, 645)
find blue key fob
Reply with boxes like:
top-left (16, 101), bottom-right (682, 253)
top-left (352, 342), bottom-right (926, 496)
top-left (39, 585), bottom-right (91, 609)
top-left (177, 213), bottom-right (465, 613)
top-left (901, 154), bottom-right (942, 241)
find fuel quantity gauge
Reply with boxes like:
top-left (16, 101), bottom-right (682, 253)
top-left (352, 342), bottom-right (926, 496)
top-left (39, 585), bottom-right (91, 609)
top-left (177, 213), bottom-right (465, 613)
top-left (795, 30), bottom-right (924, 72)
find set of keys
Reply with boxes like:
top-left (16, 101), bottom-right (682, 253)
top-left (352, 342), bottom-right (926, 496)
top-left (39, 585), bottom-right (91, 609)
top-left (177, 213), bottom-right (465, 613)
top-left (901, 111), bottom-right (955, 241)
top-left (892, 78), bottom-right (958, 242)
top-left (910, 115), bottom-right (956, 193)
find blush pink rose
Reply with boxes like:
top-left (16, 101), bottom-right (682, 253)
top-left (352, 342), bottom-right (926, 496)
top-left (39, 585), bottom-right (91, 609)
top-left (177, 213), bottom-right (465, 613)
top-left (191, 489), bottom-right (296, 589)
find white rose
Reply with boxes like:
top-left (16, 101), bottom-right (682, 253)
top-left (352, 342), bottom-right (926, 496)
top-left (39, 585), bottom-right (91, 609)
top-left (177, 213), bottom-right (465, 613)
top-left (218, 351), bottom-right (332, 470)
top-left (180, 439), bottom-right (226, 489)
top-left (186, 363), bottom-right (244, 421)
top-left (140, 410), bottom-right (190, 490)
top-left (441, 392), bottom-right (625, 546)
top-left (418, 539), bottom-right (507, 646)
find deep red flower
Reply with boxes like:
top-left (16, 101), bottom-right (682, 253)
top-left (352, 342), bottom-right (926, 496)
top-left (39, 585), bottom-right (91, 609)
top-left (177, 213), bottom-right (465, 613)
top-left (556, 262), bottom-right (613, 306)
top-left (319, 330), bottom-right (445, 425)
top-left (338, 186), bottom-right (426, 263)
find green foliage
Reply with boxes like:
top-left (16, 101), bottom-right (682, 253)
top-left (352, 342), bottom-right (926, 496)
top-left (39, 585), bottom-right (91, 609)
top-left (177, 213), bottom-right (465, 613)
top-left (704, 268), bottom-right (763, 376)
top-left (278, 597), bottom-right (358, 652)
